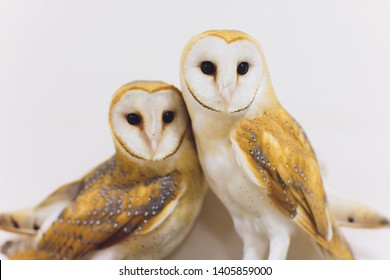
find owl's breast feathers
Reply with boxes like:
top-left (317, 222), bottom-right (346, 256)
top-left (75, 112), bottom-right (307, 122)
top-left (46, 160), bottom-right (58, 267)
top-left (5, 156), bottom-right (185, 260)
top-left (230, 108), bottom-right (353, 259)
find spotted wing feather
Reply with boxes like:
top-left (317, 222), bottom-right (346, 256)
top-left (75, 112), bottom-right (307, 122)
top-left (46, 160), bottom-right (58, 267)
top-left (230, 108), bottom-right (353, 259)
top-left (5, 172), bottom-right (183, 260)
top-left (0, 157), bottom-right (118, 237)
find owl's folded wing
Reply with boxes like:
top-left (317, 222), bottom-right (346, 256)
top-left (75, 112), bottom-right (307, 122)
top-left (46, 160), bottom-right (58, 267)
top-left (5, 172), bottom-right (184, 259)
top-left (230, 108), bottom-right (353, 259)
top-left (0, 181), bottom-right (82, 235)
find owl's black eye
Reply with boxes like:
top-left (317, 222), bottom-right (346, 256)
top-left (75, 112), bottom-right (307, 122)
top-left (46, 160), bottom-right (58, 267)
top-left (126, 113), bottom-right (142, 125)
top-left (200, 61), bottom-right (216, 75)
top-left (163, 111), bottom-right (175, 124)
top-left (237, 62), bottom-right (249, 75)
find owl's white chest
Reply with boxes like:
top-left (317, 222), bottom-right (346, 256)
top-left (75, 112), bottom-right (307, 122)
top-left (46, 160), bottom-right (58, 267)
top-left (192, 115), bottom-right (293, 238)
top-left (196, 134), bottom-right (269, 221)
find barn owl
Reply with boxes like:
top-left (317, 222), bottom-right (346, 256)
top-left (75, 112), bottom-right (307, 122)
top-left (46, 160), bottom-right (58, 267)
top-left (0, 81), bottom-right (207, 260)
top-left (180, 30), bottom-right (387, 259)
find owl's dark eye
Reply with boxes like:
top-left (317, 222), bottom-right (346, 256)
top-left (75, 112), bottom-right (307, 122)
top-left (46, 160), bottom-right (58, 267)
top-left (126, 113), bottom-right (142, 125)
top-left (200, 61), bottom-right (216, 75)
top-left (237, 62), bottom-right (249, 75)
top-left (163, 111), bottom-right (175, 124)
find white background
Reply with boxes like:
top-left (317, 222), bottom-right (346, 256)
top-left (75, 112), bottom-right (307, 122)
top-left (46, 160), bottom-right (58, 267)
top-left (0, 0), bottom-right (389, 259)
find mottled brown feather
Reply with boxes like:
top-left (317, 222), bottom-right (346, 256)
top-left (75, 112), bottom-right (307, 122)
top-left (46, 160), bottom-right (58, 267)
top-left (5, 156), bottom-right (184, 260)
top-left (231, 108), bottom-right (353, 259)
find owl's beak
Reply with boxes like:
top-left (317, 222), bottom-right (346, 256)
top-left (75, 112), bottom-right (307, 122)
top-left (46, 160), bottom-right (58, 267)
top-left (148, 135), bottom-right (160, 154)
top-left (145, 117), bottom-right (161, 155)
top-left (218, 82), bottom-right (235, 108)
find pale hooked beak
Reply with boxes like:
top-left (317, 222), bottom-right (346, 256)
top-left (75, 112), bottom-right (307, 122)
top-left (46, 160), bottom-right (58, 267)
top-left (218, 82), bottom-right (235, 108)
top-left (148, 135), bottom-right (160, 154)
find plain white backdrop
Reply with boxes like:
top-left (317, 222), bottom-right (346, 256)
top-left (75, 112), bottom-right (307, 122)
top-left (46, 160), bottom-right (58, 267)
top-left (0, 0), bottom-right (389, 259)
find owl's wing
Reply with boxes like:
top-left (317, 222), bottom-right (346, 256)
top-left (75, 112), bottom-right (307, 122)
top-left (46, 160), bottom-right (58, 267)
top-left (328, 191), bottom-right (390, 228)
top-left (5, 172), bottom-right (184, 260)
top-left (0, 157), bottom-right (118, 236)
top-left (230, 108), bottom-right (353, 259)
top-left (0, 181), bottom-right (82, 235)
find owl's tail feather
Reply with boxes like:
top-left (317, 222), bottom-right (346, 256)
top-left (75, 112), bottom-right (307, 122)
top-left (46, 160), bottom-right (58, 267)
top-left (0, 208), bottom-right (40, 235)
top-left (313, 213), bottom-right (355, 260)
top-left (329, 193), bottom-right (390, 229)
top-left (0, 182), bottom-right (82, 235)
top-left (322, 227), bottom-right (354, 260)
top-left (1, 237), bottom-right (58, 260)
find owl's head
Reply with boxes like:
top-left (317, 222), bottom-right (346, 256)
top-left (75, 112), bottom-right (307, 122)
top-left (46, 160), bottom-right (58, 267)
top-left (181, 30), bottom-right (267, 113)
top-left (109, 81), bottom-right (189, 161)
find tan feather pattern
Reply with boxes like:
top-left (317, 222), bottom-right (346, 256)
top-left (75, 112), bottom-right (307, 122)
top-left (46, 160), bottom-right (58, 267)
top-left (0, 182), bottom-right (81, 235)
top-left (5, 156), bottom-right (184, 260)
top-left (231, 108), bottom-right (354, 259)
top-left (1, 80), bottom-right (206, 260)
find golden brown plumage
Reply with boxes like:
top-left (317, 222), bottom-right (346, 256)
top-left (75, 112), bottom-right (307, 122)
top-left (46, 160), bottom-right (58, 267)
top-left (1, 81), bottom-right (206, 259)
top-left (231, 107), bottom-right (353, 259)
top-left (4, 157), bottom-right (185, 259)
